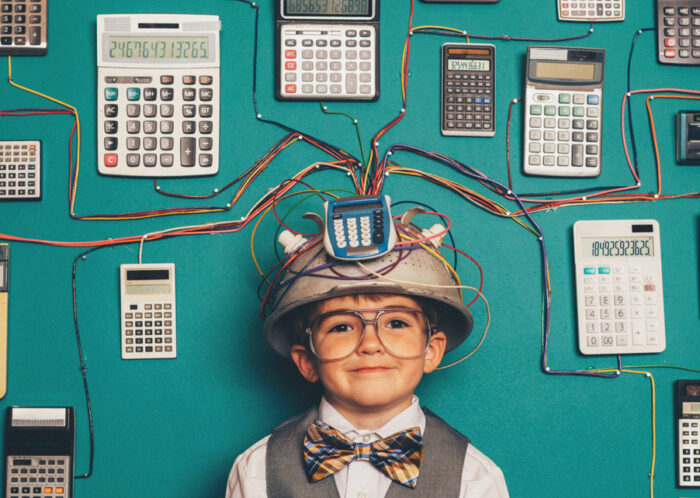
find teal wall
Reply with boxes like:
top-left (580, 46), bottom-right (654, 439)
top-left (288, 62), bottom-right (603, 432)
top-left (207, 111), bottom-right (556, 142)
top-left (0, 0), bottom-right (698, 497)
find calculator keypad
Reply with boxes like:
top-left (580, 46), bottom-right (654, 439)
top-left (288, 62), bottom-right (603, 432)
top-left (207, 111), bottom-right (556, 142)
top-left (579, 265), bottom-right (665, 353)
top-left (0, 0), bottom-right (47, 55)
top-left (524, 89), bottom-right (602, 177)
top-left (657, 1), bottom-right (700, 65)
top-left (558, 0), bottom-right (625, 21)
top-left (331, 209), bottom-right (385, 252)
top-left (679, 419), bottom-right (700, 486)
top-left (6, 456), bottom-right (70, 498)
top-left (443, 75), bottom-right (494, 136)
top-left (122, 302), bottom-right (176, 359)
top-left (279, 24), bottom-right (378, 100)
top-left (0, 140), bottom-right (41, 200)
top-left (97, 70), bottom-right (219, 177)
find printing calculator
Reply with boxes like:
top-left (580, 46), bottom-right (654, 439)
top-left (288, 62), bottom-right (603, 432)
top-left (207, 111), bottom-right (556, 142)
top-left (120, 263), bottom-right (176, 359)
top-left (557, 0), bottom-right (625, 22)
top-left (323, 195), bottom-right (397, 260)
top-left (523, 46), bottom-right (605, 177)
top-left (275, 0), bottom-right (379, 101)
top-left (0, 140), bottom-right (41, 200)
top-left (0, 0), bottom-right (47, 55)
top-left (4, 407), bottom-right (74, 498)
top-left (97, 14), bottom-right (221, 177)
top-left (573, 220), bottom-right (666, 355)
top-left (441, 43), bottom-right (495, 137)
top-left (676, 380), bottom-right (700, 488)
top-left (656, 0), bottom-right (700, 65)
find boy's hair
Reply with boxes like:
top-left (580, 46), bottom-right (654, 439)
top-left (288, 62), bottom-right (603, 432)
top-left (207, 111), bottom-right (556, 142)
top-left (288, 294), bottom-right (440, 346)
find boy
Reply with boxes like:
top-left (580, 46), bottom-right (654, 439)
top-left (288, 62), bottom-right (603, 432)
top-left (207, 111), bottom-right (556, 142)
top-left (226, 220), bottom-right (509, 497)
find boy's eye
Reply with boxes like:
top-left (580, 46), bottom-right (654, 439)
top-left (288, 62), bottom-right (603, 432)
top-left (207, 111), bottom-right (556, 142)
top-left (386, 319), bottom-right (410, 329)
top-left (327, 323), bottom-right (353, 334)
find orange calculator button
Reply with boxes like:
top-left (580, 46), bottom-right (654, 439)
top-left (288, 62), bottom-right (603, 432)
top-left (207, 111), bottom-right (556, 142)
top-left (285, 61), bottom-right (297, 70)
top-left (44, 488), bottom-right (53, 494)
top-left (285, 84), bottom-right (297, 94)
top-left (104, 153), bottom-right (118, 167)
top-left (56, 487), bottom-right (65, 494)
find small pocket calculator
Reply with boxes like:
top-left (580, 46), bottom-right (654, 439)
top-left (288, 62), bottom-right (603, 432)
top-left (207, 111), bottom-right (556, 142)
top-left (275, 0), bottom-right (379, 101)
top-left (677, 111), bottom-right (700, 164)
top-left (120, 263), bottom-right (176, 359)
top-left (656, 0), bottom-right (700, 65)
top-left (573, 220), bottom-right (666, 355)
top-left (323, 195), bottom-right (397, 260)
top-left (557, 0), bottom-right (625, 22)
top-left (677, 380), bottom-right (700, 488)
top-left (97, 14), bottom-right (221, 177)
top-left (0, 140), bottom-right (41, 201)
top-left (4, 407), bottom-right (74, 498)
top-left (441, 43), bottom-right (495, 137)
top-left (524, 46), bottom-right (605, 177)
top-left (0, 0), bottom-right (47, 56)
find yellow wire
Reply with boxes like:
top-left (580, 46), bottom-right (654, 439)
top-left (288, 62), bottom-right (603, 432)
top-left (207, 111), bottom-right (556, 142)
top-left (589, 369), bottom-right (656, 498)
top-left (7, 56), bottom-right (82, 215)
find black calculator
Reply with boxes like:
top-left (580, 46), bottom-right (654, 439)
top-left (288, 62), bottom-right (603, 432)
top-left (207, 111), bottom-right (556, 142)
top-left (0, 0), bottom-right (47, 55)
top-left (676, 380), bottom-right (700, 488)
top-left (441, 43), bottom-right (495, 137)
top-left (656, 0), bottom-right (700, 65)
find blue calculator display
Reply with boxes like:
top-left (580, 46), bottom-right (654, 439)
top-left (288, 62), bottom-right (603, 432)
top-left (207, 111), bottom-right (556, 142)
top-left (323, 195), bottom-right (397, 260)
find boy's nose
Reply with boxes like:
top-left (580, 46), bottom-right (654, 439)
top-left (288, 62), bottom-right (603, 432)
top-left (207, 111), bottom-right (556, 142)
top-left (357, 322), bottom-right (384, 354)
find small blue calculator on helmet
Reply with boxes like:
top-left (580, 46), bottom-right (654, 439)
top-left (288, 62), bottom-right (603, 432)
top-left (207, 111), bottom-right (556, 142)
top-left (323, 195), bottom-right (397, 261)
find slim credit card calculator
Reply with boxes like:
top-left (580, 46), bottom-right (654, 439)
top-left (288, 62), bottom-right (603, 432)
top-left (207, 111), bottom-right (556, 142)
top-left (573, 220), bottom-right (666, 355)
top-left (677, 380), bottom-right (700, 488)
top-left (97, 14), bottom-right (221, 177)
top-left (0, 0), bottom-right (47, 55)
top-left (557, 0), bottom-right (625, 22)
top-left (276, 0), bottom-right (379, 101)
top-left (441, 43), bottom-right (495, 137)
top-left (120, 263), bottom-right (176, 359)
top-left (523, 46), bottom-right (605, 177)
top-left (4, 407), bottom-right (75, 498)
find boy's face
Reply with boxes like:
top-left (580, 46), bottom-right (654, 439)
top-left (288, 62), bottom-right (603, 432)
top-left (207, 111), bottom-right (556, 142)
top-left (290, 294), bottom-right (447, 420)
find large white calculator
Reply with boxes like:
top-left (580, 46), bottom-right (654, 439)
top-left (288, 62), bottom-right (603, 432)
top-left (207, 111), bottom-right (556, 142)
top-left (573, 220), bottom-right (666, 355)
top-left (275, 0), bottom-right (379, 101)
top-left (97, 14), bottom-right (221, 177)
top-left (120, 263), bottom-right (176, 360)
top-left (523, 46), bottom-right (605, 177)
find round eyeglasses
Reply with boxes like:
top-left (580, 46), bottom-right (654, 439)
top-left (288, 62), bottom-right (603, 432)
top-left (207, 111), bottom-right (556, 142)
top-left (305, 307), bottom-right (433, 361)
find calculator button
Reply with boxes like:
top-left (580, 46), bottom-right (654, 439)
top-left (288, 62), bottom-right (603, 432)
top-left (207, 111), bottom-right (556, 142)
top-left (143, 88), bottom-right (157, 100)
top-left (104, 88), bottom-right (118, 101)
top-left (181, 138), bottom-right (195, 167)
top-left (160, 75), bottom-right (174, 85)
top-left (104, 154), bottom-right (118, 167)
top-left (126, 137), bottom-right (140, 150)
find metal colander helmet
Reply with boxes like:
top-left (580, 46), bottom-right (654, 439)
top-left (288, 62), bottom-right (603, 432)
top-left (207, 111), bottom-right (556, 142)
top-left (263, 225), bottom-right (474, 357)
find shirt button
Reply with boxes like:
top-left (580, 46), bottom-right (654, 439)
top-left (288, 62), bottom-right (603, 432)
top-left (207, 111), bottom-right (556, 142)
top-left (362, 434), bottom-right (371, 442)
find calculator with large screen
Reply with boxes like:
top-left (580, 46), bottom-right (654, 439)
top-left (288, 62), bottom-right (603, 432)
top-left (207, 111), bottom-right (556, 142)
top-left (275, 0), bottom-right (379, 101)
top-left (97, 14), bottom-right (221, 177)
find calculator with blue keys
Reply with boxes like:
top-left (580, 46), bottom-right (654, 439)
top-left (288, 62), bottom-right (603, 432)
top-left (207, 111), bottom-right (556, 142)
top-left (323, 195), bottom-right (397, 260)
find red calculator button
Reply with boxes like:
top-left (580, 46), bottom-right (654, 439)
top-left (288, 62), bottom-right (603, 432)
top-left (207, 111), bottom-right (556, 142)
top-left (104, 154), bottom-right (118, 167)
top-left (664, 38), bottom-right (676, 47)
top-left (285, 49), bottom-right (297, 58)
top-left (285, 61), bottom-right (297, 70)
top-left (285, 84), bottom-right (297, 94)
top-left (664, 48), bottom-right (676, 58)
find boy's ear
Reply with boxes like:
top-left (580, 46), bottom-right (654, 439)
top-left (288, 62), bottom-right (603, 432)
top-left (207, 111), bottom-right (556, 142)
top-left (290, 345), bottom-right (320, 383)
top-left (423, 331), bottom-right (447, 374)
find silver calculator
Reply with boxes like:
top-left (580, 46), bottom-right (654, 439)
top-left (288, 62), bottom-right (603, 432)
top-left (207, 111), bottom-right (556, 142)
top-left (0, 140), bottom-right (41, 200)
top-left (523, 46), bottom-right (605, 177)
top-left (96, 14), bottom-right (221, 177)
top-left (0, 0), bottom-right (47, 55)
top-left (557, 0), bottom-right (625, 22)
top-left (275, 0), bottom-right (379, 101)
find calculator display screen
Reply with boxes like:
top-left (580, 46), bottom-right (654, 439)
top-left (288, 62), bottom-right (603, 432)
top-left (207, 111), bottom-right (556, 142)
top-left (534, 62), bottom-right (595, 81)
top-left (683, 402), bottom-right (700, 415)
top-left (333, 201), bottom-right (382, 213)
top-left (581, 237), bottom-right (654, 257)
top-left (448, 59), bottom-right (490, 72)
top-left (285, 0), bottom-right (371, 16)
top-left (689, 124), bottom-right (700, 141)
top-left (106, 36), bottom-right (210, 60)
top-left (126, 284), bottom-right (171, 296)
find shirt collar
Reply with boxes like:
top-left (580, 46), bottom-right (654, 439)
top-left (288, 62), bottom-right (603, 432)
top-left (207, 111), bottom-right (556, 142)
top-left (318, 396), bottom-right (425, 441)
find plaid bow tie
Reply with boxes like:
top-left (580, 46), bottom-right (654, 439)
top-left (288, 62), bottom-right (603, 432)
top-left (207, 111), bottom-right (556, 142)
top-left (303, 420), bottom-right (423, 488)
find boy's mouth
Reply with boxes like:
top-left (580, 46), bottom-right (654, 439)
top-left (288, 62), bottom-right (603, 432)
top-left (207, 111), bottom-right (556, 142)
top-left (351, 366), bottom-right (391, 373)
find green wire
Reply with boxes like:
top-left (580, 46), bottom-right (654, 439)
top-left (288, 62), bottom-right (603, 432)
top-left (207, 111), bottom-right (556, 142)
top-left (319, 102), bottom-right (367, 168)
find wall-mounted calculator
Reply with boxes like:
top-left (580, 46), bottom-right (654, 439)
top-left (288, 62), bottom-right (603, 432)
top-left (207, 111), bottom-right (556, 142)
top-left (441, 43), bottom-right (495, 137)
top-left (120, 263), bottom-right (176, 359)
top-left (573, 220), bottom-right (666, 355)
top-left (523, 46), bottom-right (605, 177)
top-left (275, 0), bottom-right (379, 101)
top-left (656, 0), bottom-right (700, 65)
top-left (4, 407), bottom-right (74, 498)
top-left (557, 0), bottom-right (625, 22)
top-left (0, 0), bottom-right (47, 56)
top-left (323, 195), bottom-right (397, 260)
top-left (97, 14), bottom-right (221, 177)
top-left (676, 380), bottom-right (700, 488)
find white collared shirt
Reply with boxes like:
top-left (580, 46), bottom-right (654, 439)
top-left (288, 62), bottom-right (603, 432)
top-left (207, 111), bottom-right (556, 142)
top-left (226, 396), bottom-right (509, 498)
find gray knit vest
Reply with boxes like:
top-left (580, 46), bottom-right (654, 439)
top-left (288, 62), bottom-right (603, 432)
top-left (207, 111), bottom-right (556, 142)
top-left (266, 406), bottom-right (469, 498)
